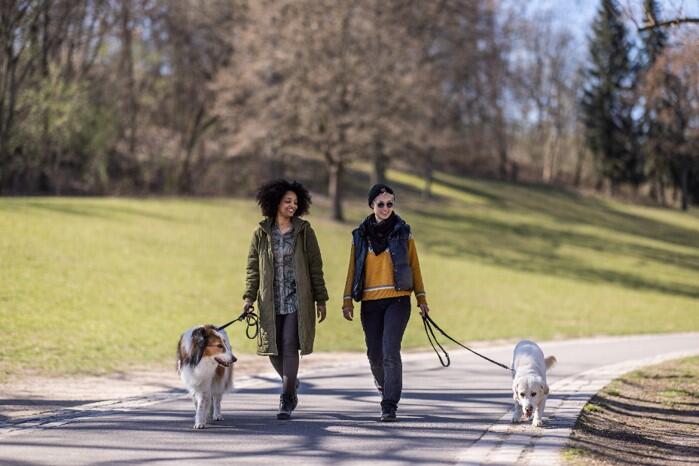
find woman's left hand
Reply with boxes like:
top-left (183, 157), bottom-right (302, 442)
top-left (418, 303), bottom-right (430, 317)
top-left (316, 303), bottom-right (327, 323)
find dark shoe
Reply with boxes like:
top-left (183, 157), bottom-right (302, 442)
top-left (277, 394), bottom-right (294, 420)
top-left (379, 407), bottom-right (397, 422)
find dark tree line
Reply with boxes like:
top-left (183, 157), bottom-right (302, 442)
top-left (0, 0), bottom-right (235, 195)
top-left (1, 0), bottom-right (697, 216)
top-left (581, 0), bottom-right (699, 210)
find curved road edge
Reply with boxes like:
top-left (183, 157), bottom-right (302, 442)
top-left (456, 346), bottom-right (699, 466)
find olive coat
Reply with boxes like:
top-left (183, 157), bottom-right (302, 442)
top-left (243, 217), bottom-right (328, 356)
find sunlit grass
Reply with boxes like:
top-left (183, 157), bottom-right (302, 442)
top-left (1, 169), bottom-right (698, 380)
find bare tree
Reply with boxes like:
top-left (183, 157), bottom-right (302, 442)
top-left (643, 32), bottom-right (699, 210)
top-left (511, 9), bottom-right (579, 183)
top-left (160, 0), bottom-right (234, 193)
top-left (0, 2), bottom-right (41, 190)
top-left (214, 0), bottom-right (366, 220)
top-left (619, 0), bottom-right (699, 31)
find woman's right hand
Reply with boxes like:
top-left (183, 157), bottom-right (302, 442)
top-left (342, 306), bottom-right (354, 321)
top-left (243, 299), bottom-right (254, 313)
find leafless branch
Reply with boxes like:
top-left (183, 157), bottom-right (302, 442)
top-left (639, 17), bottom-right (699, 31)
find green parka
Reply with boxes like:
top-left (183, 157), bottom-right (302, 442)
top-left (243, 217), bottom-right (329, 356)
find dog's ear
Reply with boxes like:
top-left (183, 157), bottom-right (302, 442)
top-left (189, 327), bottom-right (208, 367)
top-left (176, 335), bottom-right (186, 373)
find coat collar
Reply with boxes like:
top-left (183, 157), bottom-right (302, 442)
top-left (259, 216), bottom-right (307, 236)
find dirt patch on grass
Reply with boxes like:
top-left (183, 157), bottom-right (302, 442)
top-left (565, 356), bottom-right (699, 465)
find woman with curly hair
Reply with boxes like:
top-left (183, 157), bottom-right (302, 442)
top-left (243, 179), bottom-right (328, 420)
top-left (341, 183), bottom-right (429, 422)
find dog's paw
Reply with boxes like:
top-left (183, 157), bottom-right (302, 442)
top-left (193, 422), bottom-right (206, 429)
top-left (213, 414), bottom-right (224, 421)
top-left (532, 418), bottom-right (543, 427)
top-left (511, 415), bottom-right (521, 424)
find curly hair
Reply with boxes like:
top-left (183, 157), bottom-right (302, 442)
top-left (256, 179), bottom-right (312, 218)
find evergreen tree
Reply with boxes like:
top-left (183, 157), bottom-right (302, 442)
top-left (581, 0), bottom-right (636, 191)
top-left (640, 0), bottom-right (667, 68)
top-left (639, 0), bottom-right (669, 203)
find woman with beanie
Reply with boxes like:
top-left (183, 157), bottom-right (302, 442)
top-left (243, 179), bottom-right (329, 420)
top-left (341, 183), bottom-right (429, 422)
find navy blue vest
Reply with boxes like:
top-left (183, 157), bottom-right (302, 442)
top-left (351, 216), bottom-right (413, 302)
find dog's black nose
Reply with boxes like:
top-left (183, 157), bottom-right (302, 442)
top-left (231, 355), bottom-right (238, 363)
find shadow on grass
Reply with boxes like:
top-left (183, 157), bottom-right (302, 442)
top-left (432, 172), bottom-right (699, 250)
top-left (383, 173), bottom-right (699, 300)
top-left (0, 198), bottom-right (180, 222)
top-left (410, 208), bottom-right (699, 299)
top-left (570, 391), bottom-right (699, 464)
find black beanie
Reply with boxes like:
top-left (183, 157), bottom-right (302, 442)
top-left (368, 183), bottom-right (394, 206)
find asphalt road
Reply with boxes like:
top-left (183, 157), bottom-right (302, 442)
top-left (1, 333), bottom-right (697, 465)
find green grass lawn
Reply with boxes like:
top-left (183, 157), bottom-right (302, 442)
top-left (2, 170), bottom-right (698, 380)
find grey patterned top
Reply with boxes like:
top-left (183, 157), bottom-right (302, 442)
top-left (272, 224), bottom-right (298, 315)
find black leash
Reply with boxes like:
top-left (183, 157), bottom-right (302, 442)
top-left (217, 306), bottom-right (260, 340)
top-left (422, 313), bottom-right (513, 373)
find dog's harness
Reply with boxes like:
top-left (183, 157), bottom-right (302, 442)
top-left (422, 313), bottom-right (513, 373)
top-left (217, 307), bottom-right (260, 340)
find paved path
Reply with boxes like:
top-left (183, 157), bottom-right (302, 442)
top-left (1, 333), bottom-right (697, 465)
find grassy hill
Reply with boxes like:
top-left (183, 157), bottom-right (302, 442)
top-left (1, 169), bottom-right (698, 380)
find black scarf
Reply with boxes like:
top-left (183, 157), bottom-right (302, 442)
top-left (362, 212), bottom-right (397, 255)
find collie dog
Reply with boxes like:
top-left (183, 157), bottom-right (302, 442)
top-left (511, 340), bottom-right (556, 427)
top-left (177, 325), bottom-right (236, 429)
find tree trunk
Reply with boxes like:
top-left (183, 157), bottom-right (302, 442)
top-left (573, 147), bottom-right (584, 187)
top-left (328, 159), bottom-right (344, 221)
top-left (0, 28), bottom-right (20, 191)
top-left (548, 132), bottom-right (562, 183)
top-left (422, 148), bottom-right (434, 200)
top-left (672, 182), bottom-right (679, 204)
top-left (52, 149), bottom-right (63, 195)
top-left (594, 167), bottom-right (604, 192)
top-left (41, 4), bottom-right (51, 193)
top-left (120, 0), bottom-right (137, 157)
top-left (178, 107), bottom-right (215, 194)
top-left (541, 133), bottom-right (551, 182)
top-left (268, 148), bottom-right (286, 180)
top-left (510, 161), bottom-right (519, 182)
top-left (680, 166), bottom-right (689, 211)
top-left (497, 126), bottom-right (508, 180)
top-left (658, 173), bottom-right (667, 206)
top-left (370, 137), bottom-right (387, 186)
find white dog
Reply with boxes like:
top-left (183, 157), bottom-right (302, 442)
top-left (511, 340), bottom-right (556, 427)
top-left (177, 325), bottom-right (236, 429)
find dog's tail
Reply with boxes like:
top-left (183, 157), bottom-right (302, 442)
top-left (545, 355), bottom-right (557, 370)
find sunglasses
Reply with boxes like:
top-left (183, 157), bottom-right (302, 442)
top-left (376, 201), bottom-right (394, 209)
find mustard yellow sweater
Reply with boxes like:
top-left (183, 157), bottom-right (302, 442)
top-left (343, 236), bottom-right (427, 309)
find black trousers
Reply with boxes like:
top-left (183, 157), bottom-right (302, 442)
top-left (268, 311), bottom-right (299, 397)
top-left (360, 296), bottom-right (411, 410)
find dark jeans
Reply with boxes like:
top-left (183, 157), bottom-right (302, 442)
top-left (269, 311), bottom-right (299, 397)
top-left (360, 296), bottom-right (411, 411)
